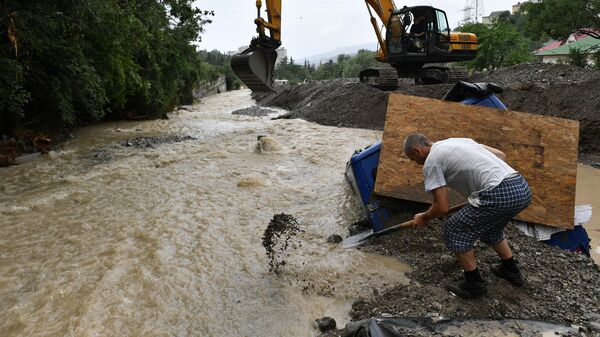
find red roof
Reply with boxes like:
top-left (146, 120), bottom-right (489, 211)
top-left (533, 29), bottom-right (600, 54)
top-left (535, 40), bottom-right (563, 53)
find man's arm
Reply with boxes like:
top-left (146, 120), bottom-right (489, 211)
top-left (483, 145), bottom-right (507, 161)
top-left (413, 186), bottom-right (449, 226)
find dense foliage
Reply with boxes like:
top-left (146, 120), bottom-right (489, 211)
top-left (274, 50), bottom-right (381, 84)
top-left (0, 0), bottom-right (214, 135)
top-left (457, 21), bottom-right (534, 71)
top-left (523, 0), bottom-right (600, 40)
top-left (198, 49), bottom-right (243, 90)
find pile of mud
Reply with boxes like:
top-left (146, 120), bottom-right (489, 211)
top-left (119, 135), bottom-right (197, 148)
top-left (254, 79), bottom-right (390, 130)
top-left (253, 63), bottom-right (600, 163)
top-left (231, 106), bottom-right (278, 117)
top-left (346, 220), bottom-right (600, 334)
top-left (470, 62), bottom-right (600, 86)
top-left (84, 134), bottom-right (197, 164)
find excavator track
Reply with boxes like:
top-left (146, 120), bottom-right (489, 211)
top-left (447, 66), bottom-right (469, 82)
top-left (414, 65), bottom-right (469, 84)
top-left (359, 67), bottom-right (399, 90)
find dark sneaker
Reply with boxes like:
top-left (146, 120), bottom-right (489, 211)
top-left (446, 281), bottom-right (488, 299)
top-left (490, 264), bottom-right (525, 287)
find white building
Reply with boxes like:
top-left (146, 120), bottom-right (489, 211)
top-left (275, 47), bottom-right (288, 65)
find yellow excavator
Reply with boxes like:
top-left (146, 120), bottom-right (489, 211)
top-left (231, 1), bottom-right (478, 92)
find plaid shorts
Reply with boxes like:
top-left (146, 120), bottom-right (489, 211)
top-left (443, 174), bottom-right (532, 252)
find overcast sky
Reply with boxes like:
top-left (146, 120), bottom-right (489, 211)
top-left (195, 0), bottom-right (519, 59)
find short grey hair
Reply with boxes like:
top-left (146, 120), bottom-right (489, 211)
top-left (403, 133), bottom-right (431, 154)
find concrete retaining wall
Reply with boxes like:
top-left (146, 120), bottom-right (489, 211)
top-left (194, 75), bottom-right (227, 99)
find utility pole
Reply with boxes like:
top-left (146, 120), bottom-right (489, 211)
top-left (461, 0), bottom-right (484, 24)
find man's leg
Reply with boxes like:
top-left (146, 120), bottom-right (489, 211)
top-left (446, 249), bottom-right (486, 299)
top-left (489, 239), bottom-right (524, 287)
top-left (455, 250), bottom-right (477, 271)
top-left (443, 206), bottom-right (488, 299)
top-left (491, 239), bottom-right (512, 259)
top-left (482, 174), bottom-right (532, 287)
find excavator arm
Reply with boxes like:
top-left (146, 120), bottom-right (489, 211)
top-left (230, 0), bottom-right (282, 92)
top-left (231, 0), bottom-right (397, 92)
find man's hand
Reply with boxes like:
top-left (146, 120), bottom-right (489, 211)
top-left (412, 212), bottom-right (429, 227)
top-left (412, 186), bottom-right (449, 227)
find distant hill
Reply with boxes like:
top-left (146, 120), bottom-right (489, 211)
top-left (297, 42), bottom-right (377, 65)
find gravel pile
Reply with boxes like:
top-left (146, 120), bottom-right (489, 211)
top-left (349, 221), bottom-right (600, 331)
top-left (231, 106), bottom-right (278, 117)
top-left (470, 62), bottom-right (600, 86)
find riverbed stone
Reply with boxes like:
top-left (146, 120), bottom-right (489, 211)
top-left (315, 317), bottom-right (336, 332)
top-left (327, 234), bottom-right (343, 244)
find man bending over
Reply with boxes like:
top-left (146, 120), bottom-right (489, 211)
top-left (403, 133), bottom-right (532, 299)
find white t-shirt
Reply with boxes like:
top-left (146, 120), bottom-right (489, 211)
top-left (423, 138), bottom-right (517, 205)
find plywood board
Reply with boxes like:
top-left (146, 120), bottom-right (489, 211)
top-left (374, 93), bottom-right (579, 229)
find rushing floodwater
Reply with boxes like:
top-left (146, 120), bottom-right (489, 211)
top-left (0, 90), bottom-right (411, 337)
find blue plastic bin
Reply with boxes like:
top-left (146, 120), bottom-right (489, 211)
top-left (346, 142), bottom-right (381, 206)
top-left (345, 142), bottom-right (390, 232)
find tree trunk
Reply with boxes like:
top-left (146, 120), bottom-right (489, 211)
top-left (0, 0), bottom-right (19, 137)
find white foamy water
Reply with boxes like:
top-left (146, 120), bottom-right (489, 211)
top-left (0, 90), bottom-right (409, 337)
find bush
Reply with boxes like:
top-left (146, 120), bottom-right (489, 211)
top-left (591, 51), bottom-right (600, 70)
top-left (567, 47), bottom-right (589, 68)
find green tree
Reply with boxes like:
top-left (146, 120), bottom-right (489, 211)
top-left (341, 49), bottom-right (379, 78)
top-left (198, 49), bottom-right (242, 90)
top-left (0, 0), bottom-right (214, 135)
top-left (312, 60), bottom-right (337, 80)
top-left (275, 56), bottom-right (309, 84)
top-left (458, 21), bottom-right (533, 71)
top-left (523, 0), bottom-right (600, 40)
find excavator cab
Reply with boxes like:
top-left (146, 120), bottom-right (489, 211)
top-left (382, 6), bottom-right (476, 84)
top-left (385, 6), bottom-right (451, 60)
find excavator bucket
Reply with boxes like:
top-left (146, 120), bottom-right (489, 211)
top-left (231, 45), bottom-right (278, 92)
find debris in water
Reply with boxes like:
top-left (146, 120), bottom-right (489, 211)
top-left (262, 213), bottom-right (304, 276)
top-left (231, 106), bottom-right (277, 117)
top-left (237, 175), bottom-right (267, 187)
top-left (120, 135), bottom-right (197, 148)
top-left (315, 317), bottom-right (337, 332)
top-left (84, 134), bottom-right (198, 164)
top-left (255, 135), bottom-right (283, 153)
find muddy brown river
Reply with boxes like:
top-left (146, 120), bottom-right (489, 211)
top-left (0, 90), bottom-right (411, 337)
